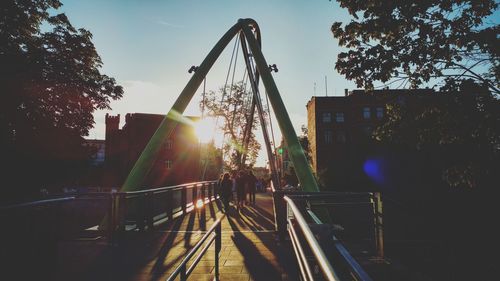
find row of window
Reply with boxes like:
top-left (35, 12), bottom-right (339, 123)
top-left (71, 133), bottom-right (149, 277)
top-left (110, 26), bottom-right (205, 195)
top-left (321, 107), bottom-right (384, 123)
top-left (165, 140), bottom-right (173, 149)
top-left (324, 130), bottom-right (347, 144)
top-left (323, 127), bottom-right (373, 144)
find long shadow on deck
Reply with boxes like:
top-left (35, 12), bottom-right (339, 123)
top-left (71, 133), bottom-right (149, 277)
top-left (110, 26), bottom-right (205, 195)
top-left (150, 197), bottom-right (223, 279)
top-left (224, 201), bottom-right (300, 281)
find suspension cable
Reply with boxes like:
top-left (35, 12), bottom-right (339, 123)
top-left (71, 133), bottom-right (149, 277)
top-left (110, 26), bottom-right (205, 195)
top-left (265, 88), bottom-right (277, 154)
top-left (221, 35), bottom-right (240, 103)
top-left (247, 53), bottom-right (277, 152)
top-left (201, 77), bottom-right (206, 118)
top-left (228, 36), bottom-right (240, 129)
top-left (200, 35), bottom-right (240, 178)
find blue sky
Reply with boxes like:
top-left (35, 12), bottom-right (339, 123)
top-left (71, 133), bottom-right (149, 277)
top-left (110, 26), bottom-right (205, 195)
top-left (60, 0), bottom-right (357, 165)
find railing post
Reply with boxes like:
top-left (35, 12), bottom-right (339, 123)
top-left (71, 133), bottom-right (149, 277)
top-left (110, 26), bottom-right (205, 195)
top-left (166, 190), bottom-right (173, 220)
top-left (181, 188), bottom-right (187, 214)
top-left (193, 184), bottom-right (198, 206)
top-left (108, 193), bottom-right (115, 242)
top-left (118, 193), bottom-right (127, 232)
top-left (373, 192), bottom-right (384, 259)
top-left (137, 193), bottom-right (145, 231)
top-left (147, 192), bottom-right (154, 231)
top-left (215, 222), bottom-right (222, 281)
top-left (274, 191), bottom-right (287, 241)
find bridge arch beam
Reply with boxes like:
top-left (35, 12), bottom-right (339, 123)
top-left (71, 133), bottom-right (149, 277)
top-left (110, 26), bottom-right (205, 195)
top-left (121, 18), bottom-right (319, 192)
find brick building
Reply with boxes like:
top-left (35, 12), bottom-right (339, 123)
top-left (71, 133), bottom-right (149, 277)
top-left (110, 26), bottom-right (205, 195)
top-left (306, 89), bottom-right (435, 189)
top-left (105, 113), bottom-right (205, 188)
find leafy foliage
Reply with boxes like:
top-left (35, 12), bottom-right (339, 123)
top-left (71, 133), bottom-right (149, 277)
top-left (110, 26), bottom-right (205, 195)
top-left (200, 81), bottom-right (261, 169)
top-left (375, 81), bottom-right (500, 189)
top-left (298, 125), bottom-right (312, 163)
top-left (0, 0), bottom-right (123, 201)
top-left (332, 0), bottom-right (499, 93)
top-left (332, 0), bottom-right (500, 189)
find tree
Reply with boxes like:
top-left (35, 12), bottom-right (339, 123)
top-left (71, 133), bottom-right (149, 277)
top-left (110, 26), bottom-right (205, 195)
top-left (1, 0), bottom-right (123, 202)
top-left (332, 0), bottom-right (500, 189)
top-left (298, 125), bottom-right (312, 163)
top-left (200, 81), bottom-right (261, 169)
top-left (331, 0), bottom-right (499, 93)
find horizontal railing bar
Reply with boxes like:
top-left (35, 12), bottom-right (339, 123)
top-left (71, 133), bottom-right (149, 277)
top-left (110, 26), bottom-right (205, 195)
top-left (167, 215), bottom-right (225, 281)
top-left (306, 209), bottom-right (323, 224)
top-left (310, 202), bottom-right (373, 207)
top-left (278, 191), bottom-right (374, 197)
top-left (288, 218), bottom-right (315, 281)
top-left (333, 236), bottom-right (374, 281)
top-left (284, 196), bottom-right (340, 281)
top-left (288, 228), bottom-right (310, 281)
top-left (306, 202), bottom-right (374, 281)
top-left (124, 181), bottom-right (216, 195)
top-left (1, 197), bottom-right (75, 210)
top-left (186, 234), bottom-right (216, 276)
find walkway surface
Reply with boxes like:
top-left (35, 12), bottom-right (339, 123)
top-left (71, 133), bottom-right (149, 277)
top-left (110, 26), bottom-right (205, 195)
top-left (56, 191), bottom-right (299, 281)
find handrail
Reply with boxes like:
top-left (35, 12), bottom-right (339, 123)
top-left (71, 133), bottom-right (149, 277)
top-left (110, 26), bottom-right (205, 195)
top-left (1, 196), bottom-right (75, 210)
top-left (285, 195), bottom-right (375, 281)
top-left (284, 196), bottom-right (340, 281)
top-left (167, 214), bottom-right (225, 281)
top-left (123, 181), bottom-right (216, 195)
top-left (306, 206), bottom-right (374, 281)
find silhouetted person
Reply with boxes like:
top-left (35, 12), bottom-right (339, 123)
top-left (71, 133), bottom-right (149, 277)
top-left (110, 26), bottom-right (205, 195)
top-left (247, 170), bottom-right (257, 204)
top-left (231, 170), bottom-right (237, 203)
top-left (220, 173), bottom-right (232, 212)
top-left (217, 173), bottom-right (224, 197)
top-left (236, 170), bottom-right (246, 211)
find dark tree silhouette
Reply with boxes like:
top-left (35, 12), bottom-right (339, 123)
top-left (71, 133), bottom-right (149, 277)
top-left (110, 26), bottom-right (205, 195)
top-left (0, 0), bottom-right (123, 202)
top-left (200, 81), bottom-right (261, 169)
top-left (332, 0), bottom-right (500, 189)
top-left (332, 0), bottom-right (499, 93)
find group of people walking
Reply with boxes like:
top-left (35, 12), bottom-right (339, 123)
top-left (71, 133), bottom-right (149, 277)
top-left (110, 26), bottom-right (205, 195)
top-left (217, 170), bottom-right (266, 213)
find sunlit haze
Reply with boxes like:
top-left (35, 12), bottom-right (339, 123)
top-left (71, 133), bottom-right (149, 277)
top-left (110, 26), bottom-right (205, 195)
top-left (60, 0), bottom-right (358, 166)
top-left (193, 117), bottom-right (223, 145)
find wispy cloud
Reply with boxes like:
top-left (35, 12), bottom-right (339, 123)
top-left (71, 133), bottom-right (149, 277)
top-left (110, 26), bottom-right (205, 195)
top-left (157, 20), bottom-right (184, 28)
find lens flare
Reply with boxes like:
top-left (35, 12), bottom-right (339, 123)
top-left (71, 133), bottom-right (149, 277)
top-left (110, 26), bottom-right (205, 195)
top-left (193, 118), bottom-right (216, 143)
top-left (363, 158), bottom-right (385, 185)
top-left (195, 199), bottom-right (204, 209)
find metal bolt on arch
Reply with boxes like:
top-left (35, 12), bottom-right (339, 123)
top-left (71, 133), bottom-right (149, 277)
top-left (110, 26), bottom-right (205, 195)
top-left (120, 18), bottom-right (320, 193)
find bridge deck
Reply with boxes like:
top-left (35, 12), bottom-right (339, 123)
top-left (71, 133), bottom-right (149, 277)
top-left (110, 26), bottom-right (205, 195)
top-left (56, 192), bottom-right (298, 281)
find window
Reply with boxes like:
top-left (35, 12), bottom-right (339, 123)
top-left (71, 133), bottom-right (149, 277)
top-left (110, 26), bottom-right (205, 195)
top-left (363, 107), bottom-right (371, 119)
top-left (322, 112), bottom-right (332, 123)
top-left (165, 160), bottom-right (172, 169)
top-left (335, 112), bottom-right (345, 123)
top-left (336, 130), bottom-right (347, 143)
top-left (363, 126), bottom-right (373, 136)
top-left (376, 107), bottom-right (384, 119)
top-left (324, 130), bottom-right (333, 144)
top-left (165, 139), bottom-right (173, 149)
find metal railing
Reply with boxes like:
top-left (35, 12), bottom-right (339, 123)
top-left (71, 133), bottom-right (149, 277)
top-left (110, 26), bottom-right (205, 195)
top-left (285, 195), bottom-right (340, 281)
top-left (166, 215), bottom-right (224, 281)
top-left (109, 180), bottom-right (218, 235)
top-left (1, 181), bottom-right (219, 243)
top-left (275, 192), bottom-right (378, 281)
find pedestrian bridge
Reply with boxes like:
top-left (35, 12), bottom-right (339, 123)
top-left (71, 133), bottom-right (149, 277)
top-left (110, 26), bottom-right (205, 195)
top-left (2, 19), bottom-right (389, 280)
top-left (3, 181), bottom-right (388, 281)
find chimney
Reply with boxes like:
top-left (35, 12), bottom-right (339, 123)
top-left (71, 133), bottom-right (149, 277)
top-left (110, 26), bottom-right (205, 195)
top-left (344, 89), bottom-right (348, 96)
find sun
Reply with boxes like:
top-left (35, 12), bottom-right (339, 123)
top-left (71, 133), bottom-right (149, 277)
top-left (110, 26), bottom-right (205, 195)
top-left (193, 117), bottom-right (217, 144)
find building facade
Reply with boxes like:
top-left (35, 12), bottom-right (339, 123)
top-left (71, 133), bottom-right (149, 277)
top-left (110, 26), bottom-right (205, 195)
top-left (307, 89), bottom-right (435, 190)
top-left (105, 113), bottom-right (206, 188)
